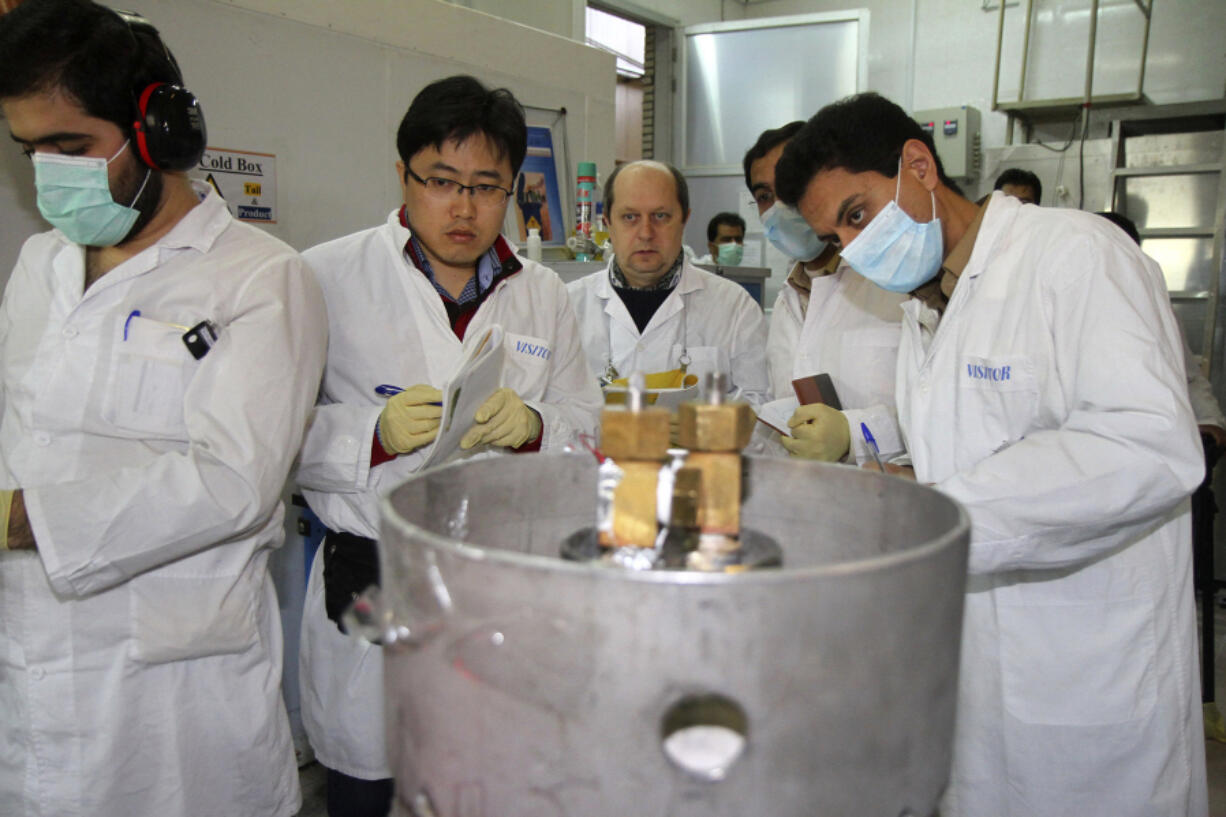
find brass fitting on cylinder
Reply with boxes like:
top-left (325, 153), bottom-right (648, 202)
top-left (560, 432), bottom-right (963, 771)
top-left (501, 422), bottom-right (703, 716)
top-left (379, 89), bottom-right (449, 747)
top-left (601, 407), bottom-right (671, 462)
top-left (684, 452), bottom-right (743, 535)
top-left (599, 374), bottom-right (672, 549)
top-left (676, 373), bottom-right (753, 538)
top-left (676, 402), bottom-right (755, 452)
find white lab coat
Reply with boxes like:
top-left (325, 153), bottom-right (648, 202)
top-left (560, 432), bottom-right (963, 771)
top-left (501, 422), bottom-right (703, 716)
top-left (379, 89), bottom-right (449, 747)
top-left (766, 257), bottom-right (907, 463)
top-left (896, 192), bottom-right (1207, 816)
top-left (567, 257), bottom-right (769, 405)
top-left (295, 210), bottom-right (602, 778)
top-left (1181, 328), bottom-right (1226, 429)
top-left (0, 188), bottom-right (326, 817)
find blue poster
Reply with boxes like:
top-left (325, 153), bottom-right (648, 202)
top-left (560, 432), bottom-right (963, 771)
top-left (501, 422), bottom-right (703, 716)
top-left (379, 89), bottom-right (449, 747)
top-left (514, 126), bottom-right (564, 244)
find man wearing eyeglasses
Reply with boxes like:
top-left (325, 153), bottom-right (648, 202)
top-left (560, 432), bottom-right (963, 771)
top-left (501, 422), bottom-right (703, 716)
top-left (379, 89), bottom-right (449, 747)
top-left (293, 74), bottom-right (601, 817)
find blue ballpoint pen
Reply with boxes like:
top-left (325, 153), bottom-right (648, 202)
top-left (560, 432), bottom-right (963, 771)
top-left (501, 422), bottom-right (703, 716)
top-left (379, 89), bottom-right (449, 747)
top-left (860, 422), bottom-right (884, 471)
top-left (374, 384), bottom-right (443, 406)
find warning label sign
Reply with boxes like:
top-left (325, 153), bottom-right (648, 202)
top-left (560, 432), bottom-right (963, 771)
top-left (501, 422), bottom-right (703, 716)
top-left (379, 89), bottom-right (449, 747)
top-left (191, 147), bottom-right (277, 224)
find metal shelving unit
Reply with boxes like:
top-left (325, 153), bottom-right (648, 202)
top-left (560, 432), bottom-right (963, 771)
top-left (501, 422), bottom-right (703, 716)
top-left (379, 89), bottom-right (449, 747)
top-left (1103, 100), bottom-right (1226, 374)
top-left (991, 0), bottom-right (1154, 145)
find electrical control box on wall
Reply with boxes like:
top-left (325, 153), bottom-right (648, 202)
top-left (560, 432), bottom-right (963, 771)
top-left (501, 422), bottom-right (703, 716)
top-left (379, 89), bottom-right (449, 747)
top-left (914, 105), bottom-right (982, 183)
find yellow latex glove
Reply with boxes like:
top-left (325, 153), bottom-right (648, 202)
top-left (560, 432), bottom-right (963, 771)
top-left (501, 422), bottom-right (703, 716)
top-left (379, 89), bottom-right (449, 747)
top-left (460, 387), bottom-right (542, 450)
top-left (0, 489), bottom-right (12, 550)
top-left (605, 370), bottom-right (699, 406)
top-left (610, 369), bottom-right (698, 390)
top-left (0, 489), bottom-right (33, 551)
top-left (377, 385), bottom-right (443, 455)
top-left (780, 403), bottom-right (850, 461)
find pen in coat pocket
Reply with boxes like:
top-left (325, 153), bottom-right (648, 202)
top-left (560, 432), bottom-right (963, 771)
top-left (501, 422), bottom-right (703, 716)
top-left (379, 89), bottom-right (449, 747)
top-left (123, 309), bottom-right (194, 340)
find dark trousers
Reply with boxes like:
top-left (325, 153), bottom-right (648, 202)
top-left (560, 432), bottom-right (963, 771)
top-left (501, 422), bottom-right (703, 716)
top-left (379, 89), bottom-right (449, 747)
top-left (1192, 434), bottom-right (1222, 703)
top-left (326, 767), bottom-right (394, 817)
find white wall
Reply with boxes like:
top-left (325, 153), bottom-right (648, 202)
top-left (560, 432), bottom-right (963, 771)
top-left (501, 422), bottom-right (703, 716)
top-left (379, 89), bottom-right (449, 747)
top-left (0, 0), bottom-right (617, 275)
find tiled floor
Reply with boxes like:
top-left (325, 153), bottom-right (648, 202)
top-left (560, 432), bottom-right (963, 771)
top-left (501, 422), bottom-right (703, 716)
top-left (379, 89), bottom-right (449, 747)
top-left (296, 597), bottom-right (1226, 816)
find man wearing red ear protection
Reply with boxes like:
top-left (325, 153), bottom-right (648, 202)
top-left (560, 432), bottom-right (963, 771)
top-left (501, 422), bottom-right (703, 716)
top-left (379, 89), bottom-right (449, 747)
top-left (0, 2), bottom-right (326, 815)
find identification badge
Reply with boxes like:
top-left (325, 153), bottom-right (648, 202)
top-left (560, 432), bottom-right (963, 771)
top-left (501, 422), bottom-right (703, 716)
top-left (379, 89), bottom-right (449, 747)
top-left (182, 320), bottom-right (219, 360)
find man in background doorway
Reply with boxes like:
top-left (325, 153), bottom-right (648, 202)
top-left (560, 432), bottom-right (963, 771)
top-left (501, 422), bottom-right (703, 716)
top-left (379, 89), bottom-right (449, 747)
top-left (993, 166), bottom-right (1042, 205)
top-left (695, 211), bottom-right (745, 265)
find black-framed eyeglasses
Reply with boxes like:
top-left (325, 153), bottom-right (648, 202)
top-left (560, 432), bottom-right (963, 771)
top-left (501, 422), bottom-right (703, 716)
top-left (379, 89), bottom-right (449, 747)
top-left (404, 166), bottom-right (512, 206)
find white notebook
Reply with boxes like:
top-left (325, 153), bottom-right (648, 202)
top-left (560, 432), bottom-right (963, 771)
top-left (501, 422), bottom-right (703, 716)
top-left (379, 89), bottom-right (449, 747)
top-left (419, 324), bottom-right (506, 468)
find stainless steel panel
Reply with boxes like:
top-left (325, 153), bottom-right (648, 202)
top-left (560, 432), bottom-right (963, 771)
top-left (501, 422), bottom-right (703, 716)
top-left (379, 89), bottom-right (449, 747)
top-left (978, 139), bottom-right (1114, 206)
top-left (1171, 301), bottom-right (1207, 358)
top-left (1118, 173), bottom-right (1222, 231)
top-left (1124, 130), bottom-right (1224, 169)
top-left (1141, 236), bottom-right (1216, 292)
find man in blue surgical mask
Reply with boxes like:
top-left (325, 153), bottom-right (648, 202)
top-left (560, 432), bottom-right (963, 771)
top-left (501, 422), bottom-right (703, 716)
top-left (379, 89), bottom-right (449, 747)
top-left (0, 2), bottom-right (326, 815)
top-left (744, 122), bottom-right (906, 464)
top-left (776, 92), bottom-right (1207, 817)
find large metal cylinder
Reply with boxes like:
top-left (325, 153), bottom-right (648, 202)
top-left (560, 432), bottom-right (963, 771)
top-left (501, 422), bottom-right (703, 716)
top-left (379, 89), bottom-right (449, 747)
top-left (378, 453), bottom-right (969, 817)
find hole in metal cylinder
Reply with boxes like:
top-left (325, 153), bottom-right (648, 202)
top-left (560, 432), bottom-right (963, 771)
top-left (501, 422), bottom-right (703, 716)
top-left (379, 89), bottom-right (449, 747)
top-left (660, 694), bottom-right (748, 782)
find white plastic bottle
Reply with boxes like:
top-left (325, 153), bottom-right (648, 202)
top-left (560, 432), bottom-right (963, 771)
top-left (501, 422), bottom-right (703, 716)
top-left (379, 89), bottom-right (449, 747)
top-left (526, 227), bottom-right (542, 262)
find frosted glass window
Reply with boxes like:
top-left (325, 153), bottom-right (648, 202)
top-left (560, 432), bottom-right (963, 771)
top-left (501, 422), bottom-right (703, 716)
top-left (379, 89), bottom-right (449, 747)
top-left (684, 18), bottom-right (862, 169)
top-left (586, 7), bottom-right (645, 79)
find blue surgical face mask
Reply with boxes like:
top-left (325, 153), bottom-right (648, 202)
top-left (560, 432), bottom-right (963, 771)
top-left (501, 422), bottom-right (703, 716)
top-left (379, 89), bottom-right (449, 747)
top-left (716, 241), bottom-right (744, 266)
top-left (761, 202), bottom-right (826, 262)
top-left (33, 140), bottom-right (150, 247)
top-left (839, 161), bottom-right (944, 293)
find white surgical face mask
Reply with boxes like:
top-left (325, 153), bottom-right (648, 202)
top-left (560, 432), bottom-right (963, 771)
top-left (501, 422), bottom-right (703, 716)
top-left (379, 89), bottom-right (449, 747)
top-left (838, 160), bottom-right (943, 293)
top-left (33, 140), bottom-right (150, 247)
top-left (761, 202), bottom-right (826, 262)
